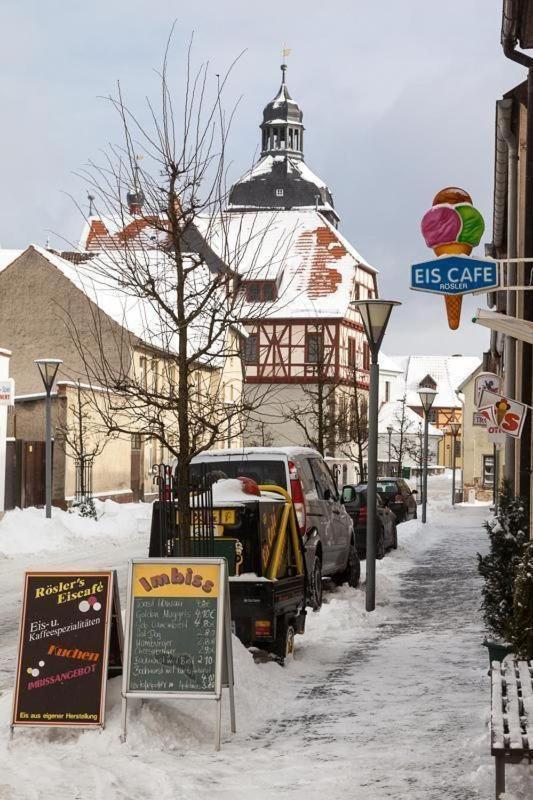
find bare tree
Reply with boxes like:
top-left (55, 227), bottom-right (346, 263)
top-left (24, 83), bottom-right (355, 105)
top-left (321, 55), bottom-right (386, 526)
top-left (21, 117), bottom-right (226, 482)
top-left (390, 395), bottom-right (412, 478)
top-left (281, 323), bottom-right (338, 456)
top-left (339, 364), bottom-right (369, 481)
top-left (56, 382), bottom-right (110, 500)
top-left (63, 33), bottom-right (294, 543)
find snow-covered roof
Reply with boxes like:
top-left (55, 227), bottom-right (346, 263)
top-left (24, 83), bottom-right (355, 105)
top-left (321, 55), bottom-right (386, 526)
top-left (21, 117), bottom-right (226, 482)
top-left (378, 352), bottom-right (403, 374)
top-left (234, 155), bottom-right (327, 191)
top-left (79, 213), bottom-right (168, 251)
top-left (196, 209), bottom-right (377, 319)
top-left (0, 245), bottom-right (239, 364)
top-left (390, 355), bottom-right (482, 408)
top-left (378, 400), bottom-right (442, 438)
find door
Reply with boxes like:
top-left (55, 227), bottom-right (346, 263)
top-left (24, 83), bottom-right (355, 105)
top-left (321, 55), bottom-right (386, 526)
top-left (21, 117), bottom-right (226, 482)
top-left (309, 457), bottom-right (349, 572)
top-left (22, 441), bottom-right (46, 508)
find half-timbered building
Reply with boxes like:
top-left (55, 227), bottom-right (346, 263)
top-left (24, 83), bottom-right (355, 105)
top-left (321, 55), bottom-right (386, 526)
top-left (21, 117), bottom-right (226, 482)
top-left (206, 64), bottom-right (380, 462)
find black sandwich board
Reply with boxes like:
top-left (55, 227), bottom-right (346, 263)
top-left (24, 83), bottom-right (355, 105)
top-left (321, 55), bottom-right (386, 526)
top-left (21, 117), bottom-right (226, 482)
top-left (121, 558), bottom-right (235, 750)
top-left (12, 570), bottom-right (123, 731)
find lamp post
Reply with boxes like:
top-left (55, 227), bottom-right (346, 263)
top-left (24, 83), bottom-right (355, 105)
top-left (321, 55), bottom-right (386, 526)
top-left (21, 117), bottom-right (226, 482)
top-left (35, 359), bottom-right (63, 518)
top-left (387, 425), bottom-right (393, 473)
top-left (448, 421), bottom-right (460, 506)
top-left (351, 299), bottom-right (400, 612)
top-left (418, 383), bottom-right (437, 524)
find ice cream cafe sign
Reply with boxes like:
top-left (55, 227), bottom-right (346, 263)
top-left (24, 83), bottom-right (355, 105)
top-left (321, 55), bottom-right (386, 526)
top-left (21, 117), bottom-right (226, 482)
top-left (410, 187), bottom-right (498, 329)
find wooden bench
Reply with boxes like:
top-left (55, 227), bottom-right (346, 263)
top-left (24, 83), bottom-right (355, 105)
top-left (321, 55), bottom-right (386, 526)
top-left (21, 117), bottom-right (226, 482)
top-left (491, 659), bottom-right (533, 798)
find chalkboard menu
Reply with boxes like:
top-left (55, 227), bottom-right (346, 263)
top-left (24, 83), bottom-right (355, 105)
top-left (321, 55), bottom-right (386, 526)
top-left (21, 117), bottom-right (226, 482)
top-left (12, 570), bottom-right (122, 728)
top-left (124, 561), bottom-right (222, 695)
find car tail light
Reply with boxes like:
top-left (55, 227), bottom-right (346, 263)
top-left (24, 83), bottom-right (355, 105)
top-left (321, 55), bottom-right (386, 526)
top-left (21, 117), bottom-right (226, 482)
top-left (288, 460), bottom-right (306, 534)
top-left (359, 505), bottom-right (367, 523)
top-left (394, 494), bottom-right (403, 503)
top-left (254, 619), bottom-right (272, 638)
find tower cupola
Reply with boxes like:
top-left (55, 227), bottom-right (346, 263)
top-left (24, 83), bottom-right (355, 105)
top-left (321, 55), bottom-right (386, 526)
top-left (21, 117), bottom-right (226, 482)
top-left (260, 64), bottom-right (304, 159)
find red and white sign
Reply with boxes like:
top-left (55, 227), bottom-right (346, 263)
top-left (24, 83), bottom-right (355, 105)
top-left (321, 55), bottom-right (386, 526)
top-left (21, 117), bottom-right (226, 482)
top-left (0, 378), bottom-right (14, 406)
top-left (474, 372), bottom-right (501, 407)
top-left (478, 389), bottom-right (528, 440)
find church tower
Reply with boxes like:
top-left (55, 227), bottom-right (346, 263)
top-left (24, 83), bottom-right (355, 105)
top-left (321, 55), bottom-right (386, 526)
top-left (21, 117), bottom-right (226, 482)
top-left (228, 64), bottom-right (339, 226)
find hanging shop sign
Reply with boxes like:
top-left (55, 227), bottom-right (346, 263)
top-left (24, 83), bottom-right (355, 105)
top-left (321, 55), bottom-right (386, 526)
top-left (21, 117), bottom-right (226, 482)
top-left (121, 558), bottom-right (235, 750)
top-left (12, 570), bottom-right (123, 731)
top-left (474, 372), bottom-right (501, 407)
top-left (0, 378), bottom-right (14, 406)
top-left (410, 187), bottom-right (493, 329)
top-left (478, 389), bottom-right (528, 440)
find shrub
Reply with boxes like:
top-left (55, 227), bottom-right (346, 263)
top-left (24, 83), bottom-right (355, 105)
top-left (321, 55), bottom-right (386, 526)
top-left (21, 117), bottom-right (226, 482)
top-left (477, 480), bottom-right (529, 641)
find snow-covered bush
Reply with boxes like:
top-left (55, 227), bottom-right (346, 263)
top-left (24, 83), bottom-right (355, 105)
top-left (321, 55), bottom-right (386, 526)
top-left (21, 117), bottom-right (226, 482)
top-left (477, 480), bottom-right (529, 641)
top-left (510, 541), bottom-right (533, 659)
top-left (70, 497), bottom-right (98, 520)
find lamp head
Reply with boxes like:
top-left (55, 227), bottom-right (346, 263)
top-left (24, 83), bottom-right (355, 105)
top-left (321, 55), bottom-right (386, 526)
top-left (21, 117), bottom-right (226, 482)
top-left (34, 358), bottom-right (63, 394)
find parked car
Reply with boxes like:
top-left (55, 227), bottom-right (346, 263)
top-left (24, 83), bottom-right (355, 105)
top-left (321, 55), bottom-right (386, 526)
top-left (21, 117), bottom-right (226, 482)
top-left (341, 484), bottom-right (397, 559)
top-left (376, 477), bottom-right (418, 523)
top-left (189, 447), bottom-right (360, 609)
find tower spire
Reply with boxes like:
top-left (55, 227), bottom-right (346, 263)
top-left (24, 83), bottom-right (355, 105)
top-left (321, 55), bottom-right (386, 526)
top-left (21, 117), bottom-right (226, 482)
top-left (260, 61), bottom-right (303, 159)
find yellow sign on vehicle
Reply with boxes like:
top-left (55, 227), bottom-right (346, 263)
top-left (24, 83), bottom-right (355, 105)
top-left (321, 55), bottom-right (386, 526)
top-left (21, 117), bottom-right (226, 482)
top-left (175, 508), bottom-right (237, 526)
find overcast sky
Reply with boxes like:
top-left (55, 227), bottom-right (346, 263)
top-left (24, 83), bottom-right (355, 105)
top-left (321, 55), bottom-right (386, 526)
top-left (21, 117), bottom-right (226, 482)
top-left (0, 1), bottom-right (525, 355)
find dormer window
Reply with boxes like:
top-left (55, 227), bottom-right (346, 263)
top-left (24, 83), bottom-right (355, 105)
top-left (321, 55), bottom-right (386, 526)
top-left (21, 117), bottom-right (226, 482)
top-left (276, 189), bottom-right (284, 197)
top-left (244, 281), bottom-right (277, 302)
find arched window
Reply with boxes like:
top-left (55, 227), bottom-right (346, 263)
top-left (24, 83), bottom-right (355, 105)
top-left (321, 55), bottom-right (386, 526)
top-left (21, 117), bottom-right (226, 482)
top-left (294, 130), bottom-right (299, 150)
top-left (288, 128), bottom-right (293, 148)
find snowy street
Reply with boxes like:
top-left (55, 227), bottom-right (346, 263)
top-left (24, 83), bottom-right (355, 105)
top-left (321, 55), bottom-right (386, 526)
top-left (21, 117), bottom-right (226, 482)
top-left (1, 476), bottom-right (532, 799)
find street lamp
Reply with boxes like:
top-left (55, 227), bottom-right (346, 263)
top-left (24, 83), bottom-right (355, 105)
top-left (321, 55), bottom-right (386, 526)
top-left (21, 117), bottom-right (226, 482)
top-left (418, 383), bottom-right (437, 524)
top-left (448, 421), bottom-right (460, 506)
top-left (35, 359), bottom-right (63, 518)
top-left (387, 425), bottom-right (393, 473)
top-left (351, 299), bottom-right (401, 612)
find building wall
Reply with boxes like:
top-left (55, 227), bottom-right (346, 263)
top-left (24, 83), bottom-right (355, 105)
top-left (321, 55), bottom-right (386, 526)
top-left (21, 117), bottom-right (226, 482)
top-left (0, 249), bottom-right (132, 396)
top-left (460, 369), bottom-right (500, 501)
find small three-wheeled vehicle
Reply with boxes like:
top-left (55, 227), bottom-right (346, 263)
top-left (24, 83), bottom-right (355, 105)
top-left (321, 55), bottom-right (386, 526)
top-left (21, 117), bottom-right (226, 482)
top-left (149, 474), bottom-right (308, 662)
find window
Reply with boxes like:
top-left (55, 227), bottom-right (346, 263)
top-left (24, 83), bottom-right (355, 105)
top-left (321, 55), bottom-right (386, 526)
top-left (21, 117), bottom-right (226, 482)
top-left (139, 356), bottom-right (148, 388)
top-left (362, 342), bottom-right (370, 371)
top-left (131, 433), bottom-right (142, 451)
top-left (428, 409), bottom-right (437, 424)
top-left (348, 338), bottom-right (356, 368)
top-left (483, 455), bottom-right (494, 487)
top-left (353, 283), bottom-right (360, 301)
top-left (309, 458), bottom-right (338, 501)
top-left (151, 358), bottom-right (159, 392)
top-left (294, 130), bottom-right (299, 149)
top-left (306, 332), bottom-right (323, 364)
top-left (276, 188), bottom-right (284, 197)
top-left (244, 334), bottom-right (258, 364)
top-left (245, 281), bottom-right (276, 302)
top-left (288, 128), bottom-right (293, 148)
top-left (385, 381), bottom-right (391, 402)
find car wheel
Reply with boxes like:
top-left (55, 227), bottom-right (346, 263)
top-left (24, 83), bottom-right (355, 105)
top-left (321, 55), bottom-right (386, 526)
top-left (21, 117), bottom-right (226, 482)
top-left (392, 524), bottom-right (398, 550)
top-left (376, 529), bottom-right (385, 560)
top-left (310, 556), bottom-right (323, 611)
top-left (333, 541), bottom-right (361, 588)
top-left (274, 619), bottom-right (296, 665)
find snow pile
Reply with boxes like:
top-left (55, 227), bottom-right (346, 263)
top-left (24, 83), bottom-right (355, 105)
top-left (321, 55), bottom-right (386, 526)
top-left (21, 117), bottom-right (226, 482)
top-left (0, 501), bottom-right (152, 558)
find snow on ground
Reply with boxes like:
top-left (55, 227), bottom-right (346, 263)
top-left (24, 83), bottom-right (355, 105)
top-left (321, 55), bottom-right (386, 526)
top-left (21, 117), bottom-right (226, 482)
top-left (0, 477), bottom-right (531, 799)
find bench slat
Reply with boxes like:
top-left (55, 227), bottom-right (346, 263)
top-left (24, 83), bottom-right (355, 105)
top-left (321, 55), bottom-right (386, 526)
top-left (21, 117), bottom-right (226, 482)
top-left (491, 662), bottom-right (506, 750)
top-left (503, 662), bottom-right (525, 750)
top-left (518, 660), bottom-right (533, 750)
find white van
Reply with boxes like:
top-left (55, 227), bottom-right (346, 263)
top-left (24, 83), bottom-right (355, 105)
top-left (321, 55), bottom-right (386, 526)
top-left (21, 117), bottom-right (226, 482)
top-left (190, 446), bottom-right (360, 609)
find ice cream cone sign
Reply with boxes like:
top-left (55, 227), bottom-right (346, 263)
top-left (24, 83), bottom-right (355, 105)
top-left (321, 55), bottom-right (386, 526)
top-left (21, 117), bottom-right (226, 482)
top-left (420, 188), bottom-right (485, 329)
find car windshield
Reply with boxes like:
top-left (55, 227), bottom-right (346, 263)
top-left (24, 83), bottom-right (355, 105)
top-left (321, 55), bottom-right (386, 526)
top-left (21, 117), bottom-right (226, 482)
top-left (377, 481), bottom-right (397, 494)
top-left (190, 459), bottom-right (287, 489)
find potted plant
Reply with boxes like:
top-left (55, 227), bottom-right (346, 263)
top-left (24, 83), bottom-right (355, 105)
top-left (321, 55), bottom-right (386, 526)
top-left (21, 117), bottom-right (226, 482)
top-left (477, 480), bottom-right (529, 668)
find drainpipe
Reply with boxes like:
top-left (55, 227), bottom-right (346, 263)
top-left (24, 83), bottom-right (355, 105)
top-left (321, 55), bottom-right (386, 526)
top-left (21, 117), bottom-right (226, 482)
top-left (502, 30), bottom-right (533, 507)
top-left (497, 99), bottom-right (518, 488)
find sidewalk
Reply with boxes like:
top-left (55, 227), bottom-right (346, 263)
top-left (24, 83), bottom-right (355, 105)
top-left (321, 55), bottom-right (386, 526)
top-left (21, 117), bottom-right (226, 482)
top-left (1, 477), bottom-right (532, 799)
